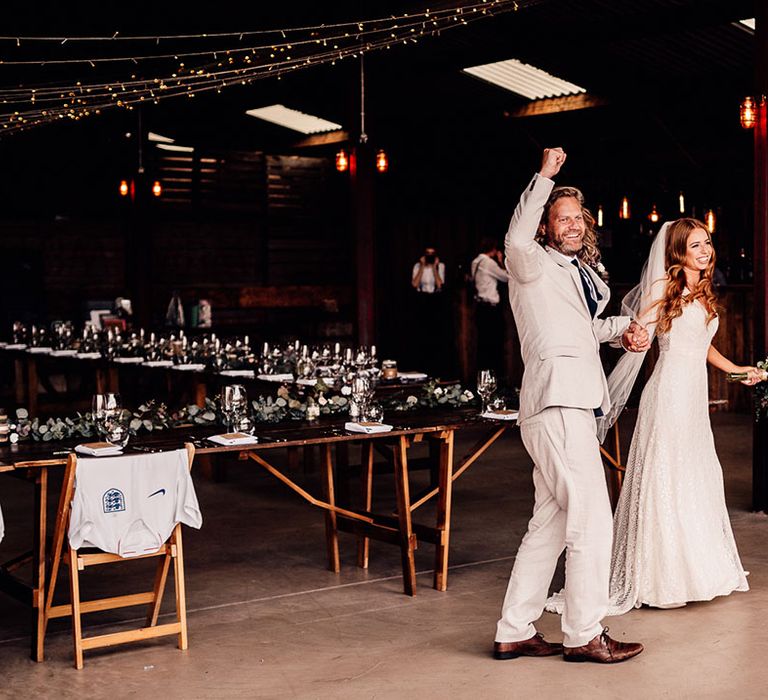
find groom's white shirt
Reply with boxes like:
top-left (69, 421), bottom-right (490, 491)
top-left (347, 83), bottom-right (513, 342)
top-left (504, 173), bottom-right (631, 423)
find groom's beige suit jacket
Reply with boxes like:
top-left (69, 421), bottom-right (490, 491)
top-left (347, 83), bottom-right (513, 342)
top-left (505, 173), bottom-right (631, 423)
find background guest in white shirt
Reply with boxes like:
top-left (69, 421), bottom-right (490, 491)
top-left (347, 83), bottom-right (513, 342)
top-left (471, 237), bottom-right (508, 374)
top-left (412, 247), bottom-right (445, 294)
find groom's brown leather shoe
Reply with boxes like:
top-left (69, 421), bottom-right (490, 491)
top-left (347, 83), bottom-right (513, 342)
top-left (563, 628), bottom-right (643, 663)
top-left (493, 633), bottom-right (564, 660)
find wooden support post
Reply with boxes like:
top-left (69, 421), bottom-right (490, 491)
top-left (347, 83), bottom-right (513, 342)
top-left (27, 357), bottom-right (38, 417)
top-left (754, 6), bottom-right (768, 512)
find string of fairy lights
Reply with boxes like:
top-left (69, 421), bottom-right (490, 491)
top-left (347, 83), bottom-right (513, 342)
top-left (0, 0), bottom-right (526, 134)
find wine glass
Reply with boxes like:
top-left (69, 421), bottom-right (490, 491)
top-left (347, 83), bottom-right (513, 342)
top-left (221, 384), bottom-right (248, 432)
top-left (350, 373), bottom-right (371, 422)
top-left (477, 369), bottom-right (497, 414)
top-left (92, 393), bottom-right (122, 439)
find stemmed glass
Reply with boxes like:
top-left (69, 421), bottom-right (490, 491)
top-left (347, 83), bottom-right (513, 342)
top-left (350, 373), bottom-right (372, 422)
top-left (477, 369), bottom-right (497, 414)
top-left (92, 393), bottom-right (128, 446)
top-left (221, 384), bottom-right (248, 432)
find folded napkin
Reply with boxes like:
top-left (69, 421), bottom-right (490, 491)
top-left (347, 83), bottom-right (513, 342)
top-left (76, 352), bottom-right (102, 359)
top-left (27, 347), bottom-right (53, 354)
top-left (50, 349), bottom-right (78, 357)
top-left (4, 343), bottom-right (28, 350)
top-left (481, 410), bottom-right (519, 421)
top-left (219, 369), bottom-right (255, 378)
top-left (398, 371), bottom-right (428, 380)
top-left (344, 421), bottom-right (393, 434)
top-left (75, 441), bottom-right (124, 457)
top-left (113, 357), bottom-right (145, 364)
top-left (171, 363), bottom-right (206, 371)
top-left (257, 373), bottom-right (294, 383)
top-left (143, 360), bottom-right (174, 368)
top-left (207, 432), bottom-right (259, 446)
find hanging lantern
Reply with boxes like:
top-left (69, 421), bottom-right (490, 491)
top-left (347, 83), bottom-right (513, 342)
top-left (740, 96), bottom-right (757, 129)
top-left (705, 209), bottom-right (716, 234)
top-left (648, 204), bottom-right (660, 223)
top-left (335, 148), bottom-right (349, 172)
top-left (151, 180), bottom-right (162, 197)
top-left (678, 191), bottom-right (685, 214)
top-left (619, 196), bottom-right (630, 220)
top-left (597, 205), bottom-right (604, 228)
top-left (119, 180), bottom-right (129, 197)
top-left (375, 149), bottom-right (389, 173)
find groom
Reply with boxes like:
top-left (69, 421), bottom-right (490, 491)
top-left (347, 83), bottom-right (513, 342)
top-left (493, 148), bottom-right (647, 663)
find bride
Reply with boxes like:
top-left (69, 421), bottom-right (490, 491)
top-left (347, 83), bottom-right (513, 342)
top-left (549, 217), bottom-right (760, 615)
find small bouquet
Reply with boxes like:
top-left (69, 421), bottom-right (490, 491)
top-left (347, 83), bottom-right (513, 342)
top-left (730, 357), bottom-right (768, 421)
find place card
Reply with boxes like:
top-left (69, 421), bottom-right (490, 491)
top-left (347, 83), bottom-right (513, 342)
top-left (207, 432), bottom-right (259, 446)
top-left (480, 410), bottom-right (519, 421)
top-left (257, 374), bottom-right (294, 383)
top-left (219, 370), bottom-right (255, 378)
top-left (344, 422), bottom-right (394, 434)
top-left (75, 442), bottom-right (124, 457)
top-left (398, 371), bottom-right (428, 381)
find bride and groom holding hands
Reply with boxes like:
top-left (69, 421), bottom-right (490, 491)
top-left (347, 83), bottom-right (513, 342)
top-left (493, 147), bottom-right (760, 663)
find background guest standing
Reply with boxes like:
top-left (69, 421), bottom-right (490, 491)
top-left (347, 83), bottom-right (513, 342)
top-left (471, 237), bottom-right (508, 374)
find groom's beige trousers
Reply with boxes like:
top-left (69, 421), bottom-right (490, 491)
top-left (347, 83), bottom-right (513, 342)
top-left (495, 406), bottom-right (613, 648)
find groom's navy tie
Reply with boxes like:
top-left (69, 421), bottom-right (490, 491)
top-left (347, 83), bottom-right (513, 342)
top-left (571, 258), bottom-right (599, 318)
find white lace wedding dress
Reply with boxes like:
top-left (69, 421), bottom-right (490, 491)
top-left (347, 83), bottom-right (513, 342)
top-left (548, 299), bottom-right (749, 615)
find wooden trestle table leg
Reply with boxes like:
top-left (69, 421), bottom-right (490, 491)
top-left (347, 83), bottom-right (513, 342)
top-left (393, 435), bottom-right (417, 596)
top-left (31, 469), bottom-right (48, 662)
top-left (433, 430), bottom-right (455, 591)
top-left (357, 442), bottom-right (375, 568)
top-left (321, 444), bottom-right (341, 573)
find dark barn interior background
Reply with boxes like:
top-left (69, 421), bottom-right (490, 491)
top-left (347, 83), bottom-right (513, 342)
top-left (0, 0), bottom-right (758, 406)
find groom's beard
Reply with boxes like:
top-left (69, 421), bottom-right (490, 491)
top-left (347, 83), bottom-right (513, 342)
top-left (548, 228), bottom-right (585, 256)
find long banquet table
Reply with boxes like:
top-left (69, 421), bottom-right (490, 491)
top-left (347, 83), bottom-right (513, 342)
top-left (0, 407), bottom-right (512, 662)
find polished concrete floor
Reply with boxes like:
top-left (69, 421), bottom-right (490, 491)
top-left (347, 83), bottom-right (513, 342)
top-left (1, 412), bottom-right (767, 699)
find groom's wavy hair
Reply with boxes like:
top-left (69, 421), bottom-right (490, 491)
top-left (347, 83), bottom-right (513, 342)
top-left (653, 217), bottom-right (719, 336)
top-left (536, 186), bottom-right (602, 269)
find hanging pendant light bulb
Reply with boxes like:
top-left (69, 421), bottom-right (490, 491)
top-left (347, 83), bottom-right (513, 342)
top-left (335, 148), bottom-right (349, 172)
top-left (375, 149), bottom-right (389, 173)
top-left (705, 209), bottom-right (716, 234)
top-left (740, 96), bottom-right (757, 129)
top-left (119, 179), bottom-right (129, 197)
top-left (678, 192), bottom-right (685, 214)
top-left (619, 196), bottom-right (630, 220)
top-left (152, 180), bottom-right (162, 197)
top-left (597, 205), bottom-right (604, 228)
top-left (648, 204), bottom-right (660, 223)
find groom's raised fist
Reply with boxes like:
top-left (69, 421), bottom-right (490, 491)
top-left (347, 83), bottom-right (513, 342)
top-left (540, 147), bottom-right (566, 179)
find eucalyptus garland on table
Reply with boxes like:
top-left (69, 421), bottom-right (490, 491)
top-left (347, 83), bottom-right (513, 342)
top-left (12, 380), bottom-right (478, 442)
top-left (13, 400), bottom-right (219, 443)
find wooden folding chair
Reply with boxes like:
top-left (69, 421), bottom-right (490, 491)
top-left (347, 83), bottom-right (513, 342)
top-left (44, 443), bottom-right (195, 669)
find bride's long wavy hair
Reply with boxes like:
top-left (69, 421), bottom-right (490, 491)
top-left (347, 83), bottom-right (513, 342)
top-left (653, 218), bottom-right (719, 336)
top-left (536, 186), bottom-right (602, 269)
